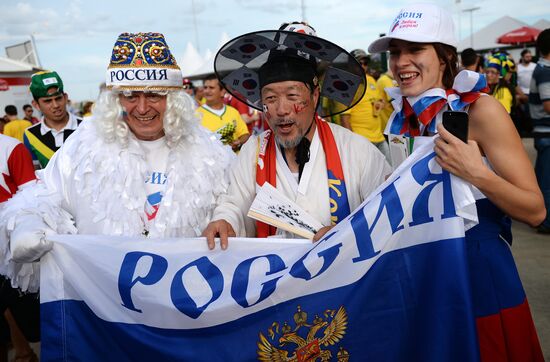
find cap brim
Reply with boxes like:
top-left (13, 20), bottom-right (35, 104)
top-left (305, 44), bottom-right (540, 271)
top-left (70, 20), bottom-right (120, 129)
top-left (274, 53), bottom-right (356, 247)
top-left (368, 37), bottom-right (393, 53)
top-left (31, 88), bottom-right (64, 99)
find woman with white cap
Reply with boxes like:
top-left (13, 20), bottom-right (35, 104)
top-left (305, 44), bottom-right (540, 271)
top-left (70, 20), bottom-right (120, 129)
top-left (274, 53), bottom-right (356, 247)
top-left (369, 4), bottom-right (545, 361)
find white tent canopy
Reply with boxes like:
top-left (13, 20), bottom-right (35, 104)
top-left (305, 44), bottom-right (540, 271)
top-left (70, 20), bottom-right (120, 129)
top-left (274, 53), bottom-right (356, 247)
top-left (457, 16), bottom-right (550, 52)
top-left (457, 16), bottom-right (527, 51)
top-left (533, 19), bottom-right (550, 30)
top-left (184, 52), bottom-right (214, 80)
top-left (182, 32), bottom-right (231, 80)
top-left (180, 42), bottom-right (204, 76)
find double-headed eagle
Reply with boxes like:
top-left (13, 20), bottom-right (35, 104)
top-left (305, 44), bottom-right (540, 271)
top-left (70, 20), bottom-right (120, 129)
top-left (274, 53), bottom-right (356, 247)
top-left (257, 305), bottom-right (348, 362)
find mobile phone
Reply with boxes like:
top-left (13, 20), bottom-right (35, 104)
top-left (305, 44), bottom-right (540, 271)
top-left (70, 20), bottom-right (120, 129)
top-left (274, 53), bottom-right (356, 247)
top-left (442, 111), bottom-right (468, 143)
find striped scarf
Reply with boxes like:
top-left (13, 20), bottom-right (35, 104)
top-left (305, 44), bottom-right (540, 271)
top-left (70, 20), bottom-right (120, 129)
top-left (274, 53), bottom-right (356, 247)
top-left (386, 70), bottom-right (489, 137)
top-left (255, 115), bottom-right (350, 237)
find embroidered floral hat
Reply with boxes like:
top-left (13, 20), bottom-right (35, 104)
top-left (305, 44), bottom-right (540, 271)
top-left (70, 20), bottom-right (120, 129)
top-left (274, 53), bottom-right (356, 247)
top-left (214, 24), bottom-right (366, 117)
top-left (106, 32), bottom-right (183, 91)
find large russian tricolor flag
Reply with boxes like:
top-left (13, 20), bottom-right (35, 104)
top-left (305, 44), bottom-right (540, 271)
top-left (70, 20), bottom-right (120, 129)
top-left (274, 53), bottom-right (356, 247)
top-left (40, 140), bottom-right (483, 361)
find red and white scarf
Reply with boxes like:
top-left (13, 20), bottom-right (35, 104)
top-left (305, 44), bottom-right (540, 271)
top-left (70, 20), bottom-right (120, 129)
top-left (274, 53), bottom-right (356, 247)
top-left (255, 115), bottom-right (351, 237)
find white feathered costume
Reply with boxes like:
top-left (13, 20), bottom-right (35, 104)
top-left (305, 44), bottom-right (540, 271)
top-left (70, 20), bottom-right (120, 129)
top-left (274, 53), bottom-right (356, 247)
top-left (0, 91), bottom-right (234, 292)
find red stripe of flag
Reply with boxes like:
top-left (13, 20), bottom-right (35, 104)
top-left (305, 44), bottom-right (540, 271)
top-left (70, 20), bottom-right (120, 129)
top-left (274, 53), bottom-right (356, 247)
top-left (460, 92), bottom-right (481, 104)
top-left (475, 298), bottom-right (544, 362)
top-left (402, 99), bottom-right (420, 136)
top-left (0, 77), bottom-right (31, 86)
top-left (417, 98), bottom-right (447, 126)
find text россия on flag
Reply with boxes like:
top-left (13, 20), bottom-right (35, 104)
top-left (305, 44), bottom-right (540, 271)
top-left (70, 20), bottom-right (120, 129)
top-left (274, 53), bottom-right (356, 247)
top-left (40, 139), bottom-right (481, 361)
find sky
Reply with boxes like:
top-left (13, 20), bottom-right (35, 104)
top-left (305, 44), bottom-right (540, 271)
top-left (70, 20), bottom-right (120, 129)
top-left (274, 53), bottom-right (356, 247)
top-left (1, 0), bottom-right (549, 102)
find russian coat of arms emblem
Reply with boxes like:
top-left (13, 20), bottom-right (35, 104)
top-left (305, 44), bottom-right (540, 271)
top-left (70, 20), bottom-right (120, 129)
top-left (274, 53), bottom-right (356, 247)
top-left (257, 305), bottom-right (350, 362)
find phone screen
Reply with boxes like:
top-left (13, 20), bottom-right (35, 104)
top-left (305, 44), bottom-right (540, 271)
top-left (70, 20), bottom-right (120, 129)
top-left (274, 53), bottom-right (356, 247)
top-left (442, 111), bottom-right (469, 143)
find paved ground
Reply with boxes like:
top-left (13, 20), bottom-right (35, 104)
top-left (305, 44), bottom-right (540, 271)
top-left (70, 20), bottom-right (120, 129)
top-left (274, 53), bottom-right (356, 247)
top-left (512, 221), bottom-right (550, 360)
top-left (511, 138), bottom-right (549, 360)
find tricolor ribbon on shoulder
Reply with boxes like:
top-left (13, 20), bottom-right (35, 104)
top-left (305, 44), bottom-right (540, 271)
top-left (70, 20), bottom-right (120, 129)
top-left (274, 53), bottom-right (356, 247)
top-left (446, 70), bottom-right (489, 110)
top-left (385, 70), bottom-right (488, 137)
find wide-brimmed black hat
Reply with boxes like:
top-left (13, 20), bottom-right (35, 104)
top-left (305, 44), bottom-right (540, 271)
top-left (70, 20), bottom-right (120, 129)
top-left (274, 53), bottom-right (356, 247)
top-left (214, 30), bottom-right (366, 117)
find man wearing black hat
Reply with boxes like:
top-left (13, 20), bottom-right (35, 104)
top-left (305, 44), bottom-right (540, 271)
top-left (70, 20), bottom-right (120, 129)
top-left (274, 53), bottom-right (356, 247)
top-left (203, 24), bottom-right (391, 249)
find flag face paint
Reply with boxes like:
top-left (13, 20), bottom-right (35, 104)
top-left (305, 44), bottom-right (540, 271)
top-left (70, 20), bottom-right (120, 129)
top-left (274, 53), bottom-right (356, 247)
top-left (293, 99), bottom-right (309, 114)
top-left (40, 139), bottom-right (482, 362)
top-left (261, 84), bottom-right (312, 118)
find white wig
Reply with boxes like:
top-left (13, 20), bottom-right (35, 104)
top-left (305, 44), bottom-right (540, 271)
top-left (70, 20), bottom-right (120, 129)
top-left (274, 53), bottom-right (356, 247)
top-left (93, 89), bottom-right (199, 148)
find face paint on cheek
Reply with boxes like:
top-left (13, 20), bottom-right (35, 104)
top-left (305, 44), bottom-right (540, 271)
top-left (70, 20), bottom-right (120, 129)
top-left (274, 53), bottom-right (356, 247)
top-left (293, 99), bottom-right (309, 114)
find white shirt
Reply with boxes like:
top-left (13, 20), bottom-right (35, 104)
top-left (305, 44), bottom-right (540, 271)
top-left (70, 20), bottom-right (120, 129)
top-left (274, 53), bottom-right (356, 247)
top-left (39, 112), bottom-right (80, 147)
top-left (139, 137), bottom-right (169, 222)
top-left (212, 122), bottom-right (391, 236)
top-left (201, 104), bottom-right (225, 117)
top-left (517, 62), bottom-right (536, 94)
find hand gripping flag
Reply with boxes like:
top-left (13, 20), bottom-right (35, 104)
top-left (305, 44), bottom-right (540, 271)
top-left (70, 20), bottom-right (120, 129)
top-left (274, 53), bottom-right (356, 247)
top-left (40, 139), bottom-right (501, 362)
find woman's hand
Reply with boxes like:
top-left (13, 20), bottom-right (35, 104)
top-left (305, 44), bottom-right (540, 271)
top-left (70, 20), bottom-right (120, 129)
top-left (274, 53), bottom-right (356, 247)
top-left (433, 123), bottom-right (489, 185)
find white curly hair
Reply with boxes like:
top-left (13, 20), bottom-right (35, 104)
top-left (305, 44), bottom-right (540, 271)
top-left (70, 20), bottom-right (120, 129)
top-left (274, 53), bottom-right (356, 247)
top-left (93, 89), bottom-right (199, 148)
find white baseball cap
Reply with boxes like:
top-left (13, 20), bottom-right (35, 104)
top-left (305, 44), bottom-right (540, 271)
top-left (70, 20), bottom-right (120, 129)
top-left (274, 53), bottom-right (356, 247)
top-left (368, 3), bottom-right (457, 53)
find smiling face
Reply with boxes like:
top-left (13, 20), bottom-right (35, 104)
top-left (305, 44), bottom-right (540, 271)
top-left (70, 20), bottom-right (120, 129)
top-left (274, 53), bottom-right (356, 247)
top-left (203, 79), bottom-right (225, 108)
top-left (389, 39), bottom-right (445, 97)
top-left (118, 91), bottom-right (167, 141)
top-left (261, 80), bottom-right (319, 149)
